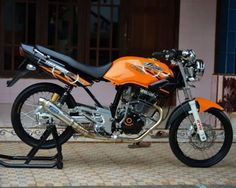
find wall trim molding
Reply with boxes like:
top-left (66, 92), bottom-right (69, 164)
top-left (0, 128), bottom-right (169, 143)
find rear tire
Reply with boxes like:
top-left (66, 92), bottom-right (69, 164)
top-left (169, 106), bottom-right (233, 167)
top-left (11, 83), bottom-right (76, 149)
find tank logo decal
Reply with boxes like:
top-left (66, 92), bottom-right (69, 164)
top-left (144, 62), bottom-right (163, 72)
top-left (130, 62), bottom-right (170, 78)
top-left (130, 64), bottom-right (145, 74)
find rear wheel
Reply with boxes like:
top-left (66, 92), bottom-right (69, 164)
top-left (169, 106), bottom-right (233, 167)
top-left (11, 83), bottom-right (76, 149)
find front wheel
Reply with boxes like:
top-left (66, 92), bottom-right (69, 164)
top-left (169, 106), bottom-right (233, 167)
top-left (11, 83), bottom-right (76, 149)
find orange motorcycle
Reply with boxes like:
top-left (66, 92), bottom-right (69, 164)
top-left (7, 44), bottom-right (233, 167)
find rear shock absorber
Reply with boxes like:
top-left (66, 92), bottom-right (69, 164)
top-left (51, 93), bottom-right (60, 103)
top-left (57, 85), bottom-right (73, 106)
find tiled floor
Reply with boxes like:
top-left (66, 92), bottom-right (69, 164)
top-left (0, 103), bottom-right (11, 127)
top-left (0, 103), bottom-right (236, 187)
top-left (0, 142), bottom-right (236, 187)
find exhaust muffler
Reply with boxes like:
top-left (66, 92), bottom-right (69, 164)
top-left (38, 98), bottom-right (164, 143)
top-left (38, 98), bottom-right (93, 137)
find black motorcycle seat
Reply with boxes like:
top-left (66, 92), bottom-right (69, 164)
top-left (35, 45), bottom-right (112, 80)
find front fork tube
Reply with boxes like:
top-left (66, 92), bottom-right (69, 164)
top-left (182, 86), bottom-right (207, 142)
top-left (188, 100), bottom-right (207, 142)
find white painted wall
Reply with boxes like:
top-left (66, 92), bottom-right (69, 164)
top-left (0, 78), bottom-right (116, 106)
top-left (178, 0), bottom-right (217, 102)
top-left (0, 0), bottom-right (218, 105)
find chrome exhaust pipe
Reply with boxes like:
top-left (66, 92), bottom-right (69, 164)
top-left (38, 98), bottom-right (164, 143)
top-left (38, 98), bottom-right (94, 137)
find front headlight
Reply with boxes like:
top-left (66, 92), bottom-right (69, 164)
top-left (194, 59), bottom-right (205, 80)
top-left (185, 59), bottom-right (205, 82)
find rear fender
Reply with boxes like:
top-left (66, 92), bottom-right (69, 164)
top-left (6, 60), bottom-right (29, 87)
top-left (165, 97), bottom-right (224, 129)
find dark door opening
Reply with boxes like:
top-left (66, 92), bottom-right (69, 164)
top-left (119, 0), bottom-right (180, 57)
top-left (0, 0), bottom-right (180, 77)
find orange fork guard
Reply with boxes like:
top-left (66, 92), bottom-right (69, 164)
top-left (195, 97), bottom-right (224, 112)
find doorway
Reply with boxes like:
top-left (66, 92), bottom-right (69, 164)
top-left (0, 0), bottom-right (180, 77)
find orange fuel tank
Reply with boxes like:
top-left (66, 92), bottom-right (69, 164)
top-left (103, 56), bottom-right (174, 88)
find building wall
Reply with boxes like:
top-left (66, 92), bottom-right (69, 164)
top-left (0, 79), bottom-right (116, 106)
top-left (178, 0), bottom-right (217, 102)
top-left (0, 0), bottom-right (217, 105)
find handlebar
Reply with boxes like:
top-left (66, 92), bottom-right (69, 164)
top-left (152, 49), bottom-right (196, 62)
top-left (152, 49), bottom-right (178, 60)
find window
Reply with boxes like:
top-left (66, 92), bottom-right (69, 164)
top-left (0, 0), bottom-right (36, 77)
top-left (0, 0), bottom-right (178, 77)
top-left (0, 0), bottom-right (120, 77)
top-left (47, 0), bottom-right (79, 59)
top-left (89, 0), bottom-right (120, 66)
top-left (215, 0), bottom-right (236, 74)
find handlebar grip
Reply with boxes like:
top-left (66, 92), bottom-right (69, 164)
top-left (152, 49), bottom-right (177, 60)
top-left (152, 49), bottom-right (183, 61)
top-left (152, 51), bottom-right (165, 59)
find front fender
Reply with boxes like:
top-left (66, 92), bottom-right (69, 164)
top-left (195, 97), bottom-right (223, 112)
top-left (165, 97), bottom-right (224, 129)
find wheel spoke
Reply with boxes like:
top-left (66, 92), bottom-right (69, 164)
top-left (21, 110), bottom-right (36, 121)
top-left (24, 102), bottom-right (38, 107)
top-left (175, 110), bottom-right (227, 162)
top-left (18, 90), bottom-right (68, 139)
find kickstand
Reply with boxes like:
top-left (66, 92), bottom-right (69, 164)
top-left (0, 124), bottom-right (63, 169)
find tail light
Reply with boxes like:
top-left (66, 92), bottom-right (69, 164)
top-left (19, 47), bottom-right (25, 57)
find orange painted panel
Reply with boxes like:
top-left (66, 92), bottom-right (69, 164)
top-left (104, 56), bottom-right (174, 88)
top-left (195, 97), bottom-right (224, 112)
top-left (40, 65), bottom-right (92, 86)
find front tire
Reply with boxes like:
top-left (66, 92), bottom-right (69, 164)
top-left (11, 83), bottom-right (76, 149)
top-left (169, 106), bottom-right (233, 167)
